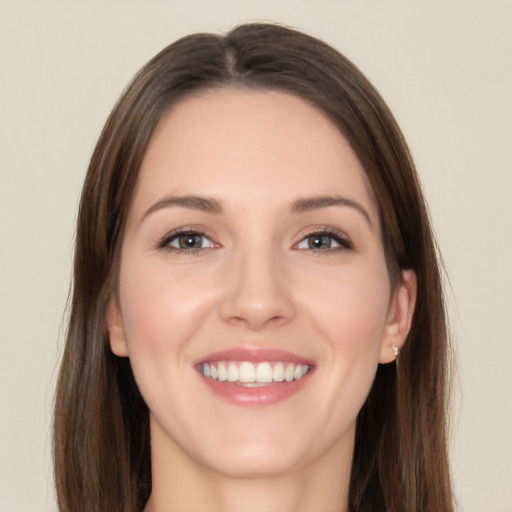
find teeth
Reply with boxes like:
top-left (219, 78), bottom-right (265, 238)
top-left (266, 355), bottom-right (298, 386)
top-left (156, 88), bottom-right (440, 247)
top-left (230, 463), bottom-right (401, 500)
top-left (256, 362), bottom-right (273, 383)
top-left (293, 364), bottom-right (304, 380)
top-left (217, 361), bottom-right (227, 382)
top-left (273, 362), bottom-right (285, 382)
top-left (199, 361), bottom-right (310, 385)
top-left (227, 362), bottom-right (239, 382)
top-left (239, 361), bottom-right (256, 383)
top-left (284, 364), bottom-right (295, 382)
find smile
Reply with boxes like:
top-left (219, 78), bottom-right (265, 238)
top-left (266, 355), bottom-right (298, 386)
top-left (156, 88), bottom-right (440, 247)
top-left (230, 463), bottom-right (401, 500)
top-left (197, 361), bottom-right (310, 386)
top-left (195, 348), bottom-right (314, 406)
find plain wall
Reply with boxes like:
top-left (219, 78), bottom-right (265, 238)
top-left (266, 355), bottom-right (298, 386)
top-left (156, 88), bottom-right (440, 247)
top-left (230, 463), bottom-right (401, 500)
top-left (0, 1), bottom-right (510, 511)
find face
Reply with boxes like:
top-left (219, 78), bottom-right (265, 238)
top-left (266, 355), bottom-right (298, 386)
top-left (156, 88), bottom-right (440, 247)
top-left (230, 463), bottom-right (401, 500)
top-left (108, 89), bottom-right (415, 479)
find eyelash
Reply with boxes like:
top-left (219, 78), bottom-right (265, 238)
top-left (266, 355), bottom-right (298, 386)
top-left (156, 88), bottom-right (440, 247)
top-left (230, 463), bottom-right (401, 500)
top-left (294, 228), bottom-right (352, 253)
top-left (156, 227), bottom-right (216, 255)
top-left (156, 227), bottom-right (352, 255)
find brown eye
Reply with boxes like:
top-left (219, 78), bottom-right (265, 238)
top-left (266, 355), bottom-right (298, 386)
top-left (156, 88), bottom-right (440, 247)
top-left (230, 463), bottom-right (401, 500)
top-left (177, 234), bottom-right (204, 249)
top-left (164, 232), bottom-right (215, 251)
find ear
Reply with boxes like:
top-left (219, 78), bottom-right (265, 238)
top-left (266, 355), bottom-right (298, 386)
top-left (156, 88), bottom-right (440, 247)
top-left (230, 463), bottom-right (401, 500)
top-left (106, 299), bottom-right (129, 357)
top-left (379, 269), bottom-right (417, 364)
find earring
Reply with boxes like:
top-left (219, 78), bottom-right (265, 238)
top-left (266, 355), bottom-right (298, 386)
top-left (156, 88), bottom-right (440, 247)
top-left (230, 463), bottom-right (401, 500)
top-left (390, 344), bottom-right (400, 358)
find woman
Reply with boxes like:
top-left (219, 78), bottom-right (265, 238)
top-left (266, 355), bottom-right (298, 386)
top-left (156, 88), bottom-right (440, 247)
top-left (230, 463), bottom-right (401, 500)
top-left (53, 23), bottom-right (454, 512)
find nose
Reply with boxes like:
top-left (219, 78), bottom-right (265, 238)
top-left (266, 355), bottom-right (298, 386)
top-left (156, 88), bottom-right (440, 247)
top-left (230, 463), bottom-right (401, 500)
top-left (219, 248), bottom-right (296, 330)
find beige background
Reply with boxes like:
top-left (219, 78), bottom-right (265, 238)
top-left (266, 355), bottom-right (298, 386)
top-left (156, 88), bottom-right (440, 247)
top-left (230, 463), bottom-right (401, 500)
top-left (0, 2), bottom-right (510, 511)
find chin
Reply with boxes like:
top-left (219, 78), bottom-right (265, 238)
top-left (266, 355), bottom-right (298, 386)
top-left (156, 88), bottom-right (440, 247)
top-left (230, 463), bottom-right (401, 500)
top-left (203, 447), bottom-right (306, 479)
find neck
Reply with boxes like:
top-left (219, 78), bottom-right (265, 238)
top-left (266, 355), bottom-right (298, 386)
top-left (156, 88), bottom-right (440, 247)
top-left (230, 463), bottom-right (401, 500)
top-left (146, 468), bottom-right (350, 512)
top-left (144, 420), bottom-right (353, 512)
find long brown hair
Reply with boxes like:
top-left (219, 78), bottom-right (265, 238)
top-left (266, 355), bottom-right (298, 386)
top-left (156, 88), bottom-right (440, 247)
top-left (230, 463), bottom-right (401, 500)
top-left (53, 23), bottom-right (453, 512)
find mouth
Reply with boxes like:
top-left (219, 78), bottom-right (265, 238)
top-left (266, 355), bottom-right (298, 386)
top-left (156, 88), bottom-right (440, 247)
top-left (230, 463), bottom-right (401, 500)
top-left (196, 361), bottom-right (310, 386)
top-left (194, 348), bottom-right (314, 406)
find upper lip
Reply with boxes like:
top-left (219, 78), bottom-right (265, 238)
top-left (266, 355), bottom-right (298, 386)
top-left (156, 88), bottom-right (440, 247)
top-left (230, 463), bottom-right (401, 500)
top-left (195, 346), bottom-right (315, 366)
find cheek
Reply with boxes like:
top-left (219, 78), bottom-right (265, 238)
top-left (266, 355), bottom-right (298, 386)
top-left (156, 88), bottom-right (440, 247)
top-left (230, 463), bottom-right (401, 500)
top-left (301, 260), bottom-right (391, 348)
top-left (115, 258), bottom-right (221, 424)
top-left (297, 261), bottom-right (391, 402)
top-left (118, 257), bottom-right (216, 351)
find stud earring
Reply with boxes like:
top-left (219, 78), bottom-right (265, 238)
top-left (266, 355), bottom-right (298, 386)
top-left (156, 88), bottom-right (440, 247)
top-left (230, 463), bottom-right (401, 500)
top-left (390, 344), bottom-right (400, 358)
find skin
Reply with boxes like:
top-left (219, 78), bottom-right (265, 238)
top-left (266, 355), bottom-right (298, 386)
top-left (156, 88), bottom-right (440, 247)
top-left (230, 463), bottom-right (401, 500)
top-left (107, 89), bottom-right (416, 512)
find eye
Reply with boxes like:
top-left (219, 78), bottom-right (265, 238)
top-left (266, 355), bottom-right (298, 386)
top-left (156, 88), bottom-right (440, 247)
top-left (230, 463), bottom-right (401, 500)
top-left (158, 230), bottom-right (216, 252)
top-left (295, 231), bottom-right (352, 251)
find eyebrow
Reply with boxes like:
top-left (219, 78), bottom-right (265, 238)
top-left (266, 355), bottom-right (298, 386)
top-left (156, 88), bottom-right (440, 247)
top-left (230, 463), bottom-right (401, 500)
top-left (141, 194), bottom-right (372, 228)
top-left (141, 195), bottom-right (223, 222)
top-left (290, 195), bottom-right (373, 228)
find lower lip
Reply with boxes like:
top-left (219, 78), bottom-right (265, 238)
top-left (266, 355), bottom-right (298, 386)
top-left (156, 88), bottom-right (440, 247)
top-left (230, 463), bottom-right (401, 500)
top-left (199, 373), bottom-right (312, 406)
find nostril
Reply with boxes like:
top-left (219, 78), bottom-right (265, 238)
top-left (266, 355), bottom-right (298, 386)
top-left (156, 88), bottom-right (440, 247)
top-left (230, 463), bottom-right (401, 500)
top-left (218, 266), bottom-right (296, 329)
top-left (222, 309), bottom-right (292, 331)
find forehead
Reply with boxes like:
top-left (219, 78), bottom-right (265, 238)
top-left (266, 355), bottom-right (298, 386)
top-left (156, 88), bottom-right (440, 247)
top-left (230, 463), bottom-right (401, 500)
top-left (132, 88), bottom-right (377, 220)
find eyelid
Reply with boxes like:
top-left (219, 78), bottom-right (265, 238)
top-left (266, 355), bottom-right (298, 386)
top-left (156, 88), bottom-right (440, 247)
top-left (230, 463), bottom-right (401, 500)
top-left (293, 226), bottom-right (353, 251)
top-left (155, 225), bottom-right (219, 252)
